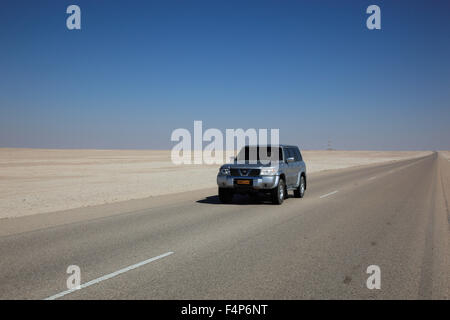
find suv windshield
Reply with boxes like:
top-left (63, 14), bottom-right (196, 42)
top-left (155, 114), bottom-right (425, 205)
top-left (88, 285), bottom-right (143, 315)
top-left (236, 146), bottom-right (282, 163)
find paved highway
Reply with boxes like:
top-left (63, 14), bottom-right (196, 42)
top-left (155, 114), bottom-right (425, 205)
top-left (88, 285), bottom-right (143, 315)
top-left (0, 152), bottom-right (449, 299)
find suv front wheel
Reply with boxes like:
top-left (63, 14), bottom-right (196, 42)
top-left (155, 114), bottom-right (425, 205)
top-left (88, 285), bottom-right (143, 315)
top-left (271, 178), bottom-right (286, 205)
top-left (294, 175), bottom-right (305, 198)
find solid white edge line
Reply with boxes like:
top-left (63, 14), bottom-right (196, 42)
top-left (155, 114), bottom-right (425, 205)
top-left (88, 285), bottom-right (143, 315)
top-left (44, 251), bottom-right (174, 300)
top-left (319, 190), bottom-right (338, 199)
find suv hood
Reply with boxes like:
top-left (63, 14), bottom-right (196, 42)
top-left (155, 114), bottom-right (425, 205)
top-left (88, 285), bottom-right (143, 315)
top-left (222, 161), bottom-right (281, 169)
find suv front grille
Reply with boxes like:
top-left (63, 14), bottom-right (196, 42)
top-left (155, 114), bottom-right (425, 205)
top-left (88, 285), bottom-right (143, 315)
top-left (230, 169), bottom-right (260, 177)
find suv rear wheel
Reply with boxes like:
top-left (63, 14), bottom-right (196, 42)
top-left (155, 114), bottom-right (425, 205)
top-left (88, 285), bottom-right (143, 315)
top-left (271, 178), bottom-right (286, 205)
top-left (218, 187), bottom-right (233, 203)
top-left (294, 175), bottom-right (305, 198)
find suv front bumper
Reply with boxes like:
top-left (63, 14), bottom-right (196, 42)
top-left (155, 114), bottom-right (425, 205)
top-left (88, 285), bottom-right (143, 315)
top-left (217, 175), bottom-right (280, 190)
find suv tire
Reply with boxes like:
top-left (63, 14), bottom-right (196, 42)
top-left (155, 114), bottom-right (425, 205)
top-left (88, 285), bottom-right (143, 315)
top-left (271, 178), bottom-right (286, 205)
top-left (294, 175), bottom-right (305, 198)
top-left (218, 187), bottom-right (233, 203)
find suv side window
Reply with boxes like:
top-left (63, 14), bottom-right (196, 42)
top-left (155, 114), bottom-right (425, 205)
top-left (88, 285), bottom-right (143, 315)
top-left (293, 147), bottom-right (302, 161)
top-left (283, 148), bottom-right (290, 162)
top-left (288, 148), bottom-right (296, 160)
top-left (286, 147), bottom-right (297, 161)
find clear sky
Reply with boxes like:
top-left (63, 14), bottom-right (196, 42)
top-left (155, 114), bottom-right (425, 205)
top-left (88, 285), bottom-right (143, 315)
top-left (0, 0), bottom-right (449, 150)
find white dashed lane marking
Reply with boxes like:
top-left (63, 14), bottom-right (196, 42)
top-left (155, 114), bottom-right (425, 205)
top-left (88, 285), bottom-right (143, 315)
top-left (44, 251), bottom-right (174, 300)
top-left (319, 190), bottom-right (339, 199)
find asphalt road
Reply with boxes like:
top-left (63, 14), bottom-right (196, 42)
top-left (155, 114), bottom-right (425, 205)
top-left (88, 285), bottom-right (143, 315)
top-left (0, 152), bottom-right (449, 299)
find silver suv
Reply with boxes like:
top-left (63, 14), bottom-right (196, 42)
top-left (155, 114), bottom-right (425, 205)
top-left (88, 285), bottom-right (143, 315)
top-left (217, 145), bottom-right (307, 204)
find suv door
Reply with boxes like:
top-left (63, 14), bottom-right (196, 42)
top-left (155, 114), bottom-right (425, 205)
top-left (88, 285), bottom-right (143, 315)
top-left (284, 147), bottom-right (297, 187)
top-left (291, 147), bottom-right (302, 187)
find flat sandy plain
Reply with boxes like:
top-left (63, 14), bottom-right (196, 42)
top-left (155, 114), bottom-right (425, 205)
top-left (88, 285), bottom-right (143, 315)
top-left (0, 149), bottom-right (432, 219)
top-left (440, 150), bottom-right (450, 160)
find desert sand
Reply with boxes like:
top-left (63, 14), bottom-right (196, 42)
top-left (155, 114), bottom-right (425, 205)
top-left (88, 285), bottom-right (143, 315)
top-left (439, 151), bottom-right (450, 160)
top-left (0, 148), bottom-right (431, 219)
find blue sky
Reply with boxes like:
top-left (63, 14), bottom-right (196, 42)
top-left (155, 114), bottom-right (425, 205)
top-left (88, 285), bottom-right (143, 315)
top-left (0, 0), bottom-right (449, 150)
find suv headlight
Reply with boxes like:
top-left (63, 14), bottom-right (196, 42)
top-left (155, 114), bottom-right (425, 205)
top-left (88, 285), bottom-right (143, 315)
top-left (260, 167), bottom-right (277, 176)
top-left (220, 167), bottom-right (230, 175)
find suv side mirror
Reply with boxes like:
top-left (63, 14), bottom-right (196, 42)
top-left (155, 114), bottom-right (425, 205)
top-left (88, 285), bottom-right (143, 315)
top-left (286, 157), bottom-right (295, 163)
